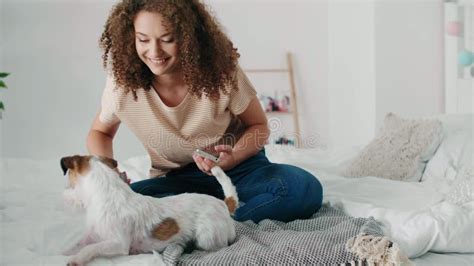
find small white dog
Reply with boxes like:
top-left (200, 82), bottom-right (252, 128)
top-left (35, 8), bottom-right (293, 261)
top-left (60, 155), bottom-right (238, 266)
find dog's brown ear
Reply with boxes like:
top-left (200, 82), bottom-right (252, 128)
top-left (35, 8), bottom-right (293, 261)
top-left (60, 155), bottom-right (92, 175)
top-left (60, 156), bottom-right (73, 175)
top-left (97, 156), bottom-right (118, 170)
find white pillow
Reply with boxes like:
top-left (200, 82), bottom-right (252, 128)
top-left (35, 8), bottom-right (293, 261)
top-left (445, 167), bottom-right (474, 205)
top-left (422, 114), bottom-right (473, 183)
top-left (431, 113), bottom-right (473, 137)
top-left (421, 131), bottom-right (471, 182)
top-left (342, 113), bottom-right (443, 182)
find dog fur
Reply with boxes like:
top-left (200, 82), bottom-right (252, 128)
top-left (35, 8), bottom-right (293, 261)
top-left (60, 155), bottom-right (238, 266)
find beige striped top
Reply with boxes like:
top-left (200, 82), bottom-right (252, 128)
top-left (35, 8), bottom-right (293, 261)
top-left (99, 66), bottom-right (257, 177)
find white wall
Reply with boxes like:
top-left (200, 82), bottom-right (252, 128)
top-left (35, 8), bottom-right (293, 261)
top-left (0, 0), bottom-right (4, 159)
top-left (1, 0), bottom-right (329, 160)
top-left (444, 1), bottom-right (473, 114)
top-left (0, 0), bottom-right (444, 160)
top-left (327, 0), bottom-right (444, 148)
top-left (328, 0), bottom-right (376, 149)
top-left (1, 0), bottom-right (145, 161)
top-left (206, 0), bottom-right (330, 149)
top-left (375, 0), bottom-right (444, 127)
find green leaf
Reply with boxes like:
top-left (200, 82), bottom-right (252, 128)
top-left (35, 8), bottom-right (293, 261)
top-left (0, 80), bottom-right (6, 88)
top-left (0, 73), bottom-right (10, 78)
top-left (0, 101), bottom-right (4, 110)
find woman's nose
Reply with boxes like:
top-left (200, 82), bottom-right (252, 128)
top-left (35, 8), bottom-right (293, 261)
top-left (149, 41), bottom-right (164, 57)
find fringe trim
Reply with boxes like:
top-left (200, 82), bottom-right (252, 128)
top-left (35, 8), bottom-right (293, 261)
top-left (345, 233), bottom-right (412, 266)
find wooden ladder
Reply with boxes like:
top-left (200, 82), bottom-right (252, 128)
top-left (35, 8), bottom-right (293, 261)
top-left (244, 52), bottom-right (301, 147)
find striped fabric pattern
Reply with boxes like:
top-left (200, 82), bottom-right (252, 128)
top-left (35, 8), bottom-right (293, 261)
top-left (161, 205), bottom-right (385, 265)
top-left (99, 66), bottom-right (257, 177)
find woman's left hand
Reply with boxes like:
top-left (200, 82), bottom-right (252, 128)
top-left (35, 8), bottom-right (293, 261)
top-left (193, 145), bottom-right (238, 175)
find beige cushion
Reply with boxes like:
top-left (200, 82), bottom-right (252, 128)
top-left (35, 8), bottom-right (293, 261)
top-left (342, 113), bottom-right (443, 181)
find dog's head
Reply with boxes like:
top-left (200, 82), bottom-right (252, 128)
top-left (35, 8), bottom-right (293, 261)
top-left (60, 155), bottom-right (118, 208)
top-left (60, 155), bottom-right (117, 188)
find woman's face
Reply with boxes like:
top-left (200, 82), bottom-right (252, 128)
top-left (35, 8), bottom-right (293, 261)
top-left (134, 11), bottom-right (180, 77)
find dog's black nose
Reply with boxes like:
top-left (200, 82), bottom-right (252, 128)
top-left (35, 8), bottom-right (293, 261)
top-left (60, 157), bottom-right (68, 175)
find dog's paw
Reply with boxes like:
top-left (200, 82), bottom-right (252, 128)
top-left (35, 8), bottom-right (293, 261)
top-left (129, 248), bottom-right (139, 255)
top-left (66, 258), bottom-right (84, 266)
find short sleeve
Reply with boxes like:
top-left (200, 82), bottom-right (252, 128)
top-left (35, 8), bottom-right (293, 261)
top-left (98, 75), bottom-right (120, 124)
top-left (228, 65), bottom-right (257, 115)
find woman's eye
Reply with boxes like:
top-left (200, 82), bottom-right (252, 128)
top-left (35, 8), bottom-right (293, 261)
top-left (161, 39), bottom-right (174, 43)
top-left (138, 39), bottom-right (148, 43)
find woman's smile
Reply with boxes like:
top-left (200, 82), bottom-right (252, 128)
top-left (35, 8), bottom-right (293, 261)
top-left (148, 57), bottom-right (170, 65)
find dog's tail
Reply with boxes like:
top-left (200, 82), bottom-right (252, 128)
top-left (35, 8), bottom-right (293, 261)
top-left (210, 166), bottom-right (239, 215)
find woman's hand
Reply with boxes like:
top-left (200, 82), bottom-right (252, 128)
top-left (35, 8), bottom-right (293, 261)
top-left (193, 145), bottom-right (238, 175)
top-left (113, 168), bottom-right (131, 184)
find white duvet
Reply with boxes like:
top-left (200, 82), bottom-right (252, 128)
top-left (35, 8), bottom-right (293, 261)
top-left (0, 144), bottom-right (472, 265)
top-left (321, 174), bottom-right (474, 258)
top-left (265, 145), bottom-right (474, 259)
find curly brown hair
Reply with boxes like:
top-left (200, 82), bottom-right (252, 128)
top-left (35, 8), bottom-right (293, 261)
top-left (99, 0), bottom-right (240, 101)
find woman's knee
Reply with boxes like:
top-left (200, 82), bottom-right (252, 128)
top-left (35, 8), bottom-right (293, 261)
top-left (130, 178), bottom-right (165, 195)
top-left (130, 180), bottom-right (150, 194)
top-left (303, 174), bottom-right (323, 213)
top-left (278, 165), bottom-right (323, 215)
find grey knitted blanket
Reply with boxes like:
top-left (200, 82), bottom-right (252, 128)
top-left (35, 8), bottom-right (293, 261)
top-left (160, 205), bottom-right (391, 265)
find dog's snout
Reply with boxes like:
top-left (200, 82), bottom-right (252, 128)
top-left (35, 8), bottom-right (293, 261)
top-left (60, 157), bottom-right (70, 176)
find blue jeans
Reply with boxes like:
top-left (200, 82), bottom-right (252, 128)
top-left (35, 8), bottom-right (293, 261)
top-left (130, 150), bottom-right (323, 223)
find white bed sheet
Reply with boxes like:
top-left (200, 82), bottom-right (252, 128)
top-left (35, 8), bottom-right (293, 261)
top-left (412, 252), bottom-right (474, 266)
top-left (266, 145), bottom-right (474, 259)
top-left (0, 145), bottom-right (473, 265)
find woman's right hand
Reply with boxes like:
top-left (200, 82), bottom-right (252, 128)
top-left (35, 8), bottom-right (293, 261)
top-left (88, 110), bottom-right (130, 184)
top-left (113, 168), bottom-right (131, 184)
top-left (87, 109), bottom-right (121, 159)
top-left (193, 154), bottom-right (215, 175)
top-left (192, 145), bottom-right (238, 175)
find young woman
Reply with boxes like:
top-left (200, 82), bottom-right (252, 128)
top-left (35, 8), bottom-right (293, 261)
top-left (87, 0), bottom-right (322, 223)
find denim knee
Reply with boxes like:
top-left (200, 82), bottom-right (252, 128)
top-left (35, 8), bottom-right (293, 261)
top-left (130, 179), bottom-right (158, 195)
top-left (130, 181), bottom-right (146, 194)
top-left (303, 173), bottom-right (323, 212)
top-left (280, 165), bottom-right (323, 217)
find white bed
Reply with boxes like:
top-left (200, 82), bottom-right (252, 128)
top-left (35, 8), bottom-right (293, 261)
top-left (412, 252), bottom-right (474, 266)
top-left (1, 115), bottom-right (473, 265)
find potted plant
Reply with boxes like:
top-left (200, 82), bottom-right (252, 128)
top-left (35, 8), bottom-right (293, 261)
top-left (0, 72), bottom-right (9, 118)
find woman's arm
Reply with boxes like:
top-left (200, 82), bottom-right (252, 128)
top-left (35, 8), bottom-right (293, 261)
top-left (86, 109), bottom-right (121, 158)
top-left (194, 96), bottom-right (269, 173)
top-left (230, 96), bottom-right (269, 165)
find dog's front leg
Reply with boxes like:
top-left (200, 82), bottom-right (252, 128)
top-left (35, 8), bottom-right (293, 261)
top-left (67, 239), bottom-right (129, 266)
top-left (63, 230), bottom-right (98, 256)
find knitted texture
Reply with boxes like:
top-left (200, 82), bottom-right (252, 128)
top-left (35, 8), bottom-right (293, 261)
top-left (343, 113), bottom-right (443, 181)
top-left (160, 205), bottom-right (397, 265)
